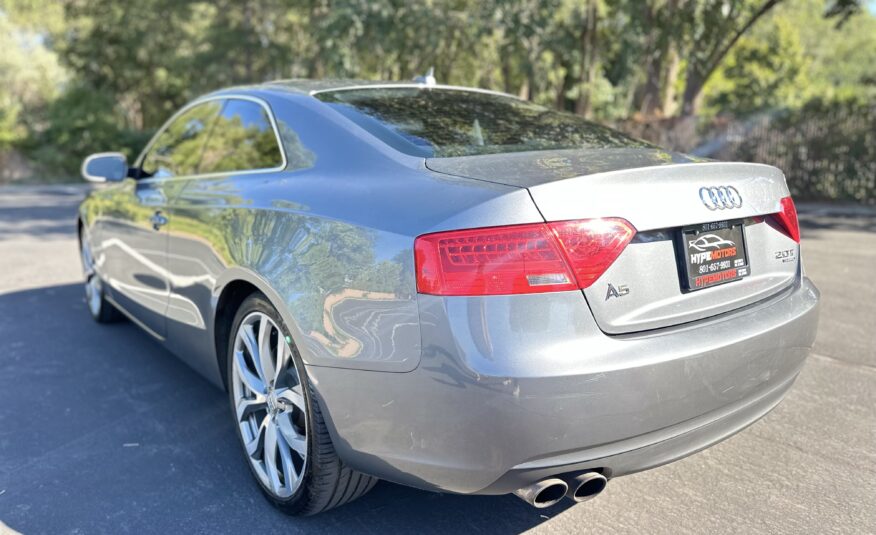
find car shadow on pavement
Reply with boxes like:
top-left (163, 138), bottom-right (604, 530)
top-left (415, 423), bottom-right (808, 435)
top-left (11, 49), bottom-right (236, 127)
top-left (0, 283), bottom-right (572, 534)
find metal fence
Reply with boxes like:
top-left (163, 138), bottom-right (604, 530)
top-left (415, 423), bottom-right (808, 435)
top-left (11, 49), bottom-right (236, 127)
top-left (618, 103), bottom-right (876, 205)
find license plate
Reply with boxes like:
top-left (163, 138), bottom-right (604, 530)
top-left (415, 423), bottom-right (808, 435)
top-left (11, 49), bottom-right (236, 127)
top-left (680, 220), bottom-right (749, 291)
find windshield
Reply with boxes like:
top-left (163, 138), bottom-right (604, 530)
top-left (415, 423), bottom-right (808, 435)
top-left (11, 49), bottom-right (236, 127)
top-left (314, 87), bottom-right (652, 158)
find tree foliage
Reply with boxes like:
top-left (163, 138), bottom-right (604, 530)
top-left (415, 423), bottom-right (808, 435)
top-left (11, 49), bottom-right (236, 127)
top-left (702, 16), bottom-right (808, 115)
top-left (0, 9), bottom-right (66, 149)
top-left (703, 0), bottom-right (876, 112)
top-left (0, 0), bottom-right (872, 178)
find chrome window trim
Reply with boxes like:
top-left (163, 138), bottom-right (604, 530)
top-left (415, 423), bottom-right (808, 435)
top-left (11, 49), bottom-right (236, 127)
top-left (309, 83), bottom-right (518, 100)
top-left (134, 93), bottom-right (288, 182)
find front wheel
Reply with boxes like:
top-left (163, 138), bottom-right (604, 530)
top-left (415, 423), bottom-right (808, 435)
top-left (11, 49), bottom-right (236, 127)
top-left (80, 231), bottom-right (123, 323)
top-left (227, 293), bottom-right (377, 515)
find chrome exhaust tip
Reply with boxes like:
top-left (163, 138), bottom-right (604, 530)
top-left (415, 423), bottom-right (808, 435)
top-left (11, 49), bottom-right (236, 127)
top-left (565, 471), bottom-right (608, 502)
top-left (513, 478), bottom-right (569, 508)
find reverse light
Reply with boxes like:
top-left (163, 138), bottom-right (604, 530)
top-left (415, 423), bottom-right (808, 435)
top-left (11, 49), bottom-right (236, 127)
top-left (414, 218), bottom-right (636, 296)
top-left (773, 196), bottom-right (800, 243)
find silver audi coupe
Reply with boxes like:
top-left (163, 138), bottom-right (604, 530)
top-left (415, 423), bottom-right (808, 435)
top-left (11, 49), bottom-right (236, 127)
top-left (77, 79), bottom-right (820, 514)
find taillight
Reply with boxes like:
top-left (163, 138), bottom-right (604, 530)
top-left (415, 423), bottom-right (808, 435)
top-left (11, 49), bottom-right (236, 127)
top-left (548, 219), bottom-right (637, 288)
top-left (414, 218), bottom-right (636, 296)
top-left (773, 196), bottom-right (800, 242)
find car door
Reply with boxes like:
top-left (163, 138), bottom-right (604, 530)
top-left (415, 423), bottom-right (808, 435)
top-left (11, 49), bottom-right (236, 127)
top-left (163, 97), bottom-right (288, 377)
top-left (100, 100), bottom-right (222, 338)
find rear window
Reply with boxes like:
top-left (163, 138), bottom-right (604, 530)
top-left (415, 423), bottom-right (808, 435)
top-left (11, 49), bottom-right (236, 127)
top-left (314, 87), bottom-right (650, 158)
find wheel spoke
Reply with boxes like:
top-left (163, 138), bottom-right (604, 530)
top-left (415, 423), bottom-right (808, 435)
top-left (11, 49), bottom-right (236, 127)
top-left (274, 334), bottom-right (288, 384)
top-left (276, 428), bottom-right (298, 491)
top-left (236, 396), bottom-right (266, 422)
top-left (257, 315), bottom-right (276, 384)
top-left (245, 414), bottom-right (269, 457)
top-left (263, 421), bottom-right (284, 494)
top-left (234, 349), bottom-right (266, 395)
top-left (240, 323), bottom-right (259, 367)
top-left (277, 386), bottom-right (305, 412)
top-left (277, 414), bottom-right (307, 457)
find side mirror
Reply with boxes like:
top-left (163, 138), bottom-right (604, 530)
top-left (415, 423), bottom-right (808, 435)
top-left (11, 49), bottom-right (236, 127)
top-left (81, 152), bottom-right (128, 183)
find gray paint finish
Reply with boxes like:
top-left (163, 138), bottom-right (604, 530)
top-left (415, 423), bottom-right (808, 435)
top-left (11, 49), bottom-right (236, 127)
top-left (309, 279), bottom-right (818, 494)
top-left (429, 156), bottom-right (798, 333)
top-left (523, 162), bottom-right (789, 229)
top-left (426, 147), bottom-right (706, 188)
top-left (74, 82), bottom-right (820, 501)
top-left (83, 90), bottom-right (545, 378)
top-left (586, 219), bottom-right (798, 333)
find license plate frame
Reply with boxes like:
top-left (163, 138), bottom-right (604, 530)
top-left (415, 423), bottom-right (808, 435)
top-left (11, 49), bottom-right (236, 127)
top-left (678, 219), bottom-right (750, 292)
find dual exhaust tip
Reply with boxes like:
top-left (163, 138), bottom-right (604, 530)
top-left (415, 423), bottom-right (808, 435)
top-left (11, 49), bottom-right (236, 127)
top-left (513, 471), bottom-right (608, 508)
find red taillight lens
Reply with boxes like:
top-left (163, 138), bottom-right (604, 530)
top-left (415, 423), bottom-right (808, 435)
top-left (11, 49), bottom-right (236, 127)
top-left (548, 218), bottom-right (637, 289)
top-left (773, 196), bottom-right (800, 243)
top-left (414, 218), bottom-right (636, 296)
top-left (414, 223), bottom-right (577, 296)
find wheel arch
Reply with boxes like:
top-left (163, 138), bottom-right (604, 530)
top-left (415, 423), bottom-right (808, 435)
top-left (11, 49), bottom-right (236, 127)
top-left (212, 268), bottom-right (307, 390)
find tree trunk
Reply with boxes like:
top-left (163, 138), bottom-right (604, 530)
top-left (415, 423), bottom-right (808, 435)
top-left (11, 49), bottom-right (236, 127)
top-left (575, 0), bottom-right (599, 118)
top-left (661, 45), bottom-right (681, 116)
top-left (556, 69), bottom-right (574, 111)
top-left (638, 49), bottom-right (664, 117)
top-left (677, 0), bottom-right (784, 117)
top-left (681, 70), bottom-right (705, 116)
top-left (306, 1), bottom-right (326, 79)
top-left (243, 0), bottom-right (254, 82)
top-left (501, 51), bottom-right (514, 95)
top-left (633, 3), bottom-right (662, 117)
top-left (518, 78), bottom-right (530, 100)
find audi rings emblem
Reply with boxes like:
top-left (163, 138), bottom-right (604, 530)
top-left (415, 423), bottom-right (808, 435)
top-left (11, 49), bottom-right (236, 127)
top-left (699, 186), bottom-right (743, 210)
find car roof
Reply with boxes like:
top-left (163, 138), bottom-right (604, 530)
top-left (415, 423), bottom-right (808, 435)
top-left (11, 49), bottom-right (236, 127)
top-left (263, 79), bottom-right (401, 94)
top-left (256, 79), bottom-right (517, 99)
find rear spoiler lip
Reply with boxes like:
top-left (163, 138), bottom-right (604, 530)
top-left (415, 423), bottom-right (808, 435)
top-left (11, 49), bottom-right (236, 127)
top-left (525, 161), bottom-right (789, 232)
top-left (425, 147), bottom-right (710, 189)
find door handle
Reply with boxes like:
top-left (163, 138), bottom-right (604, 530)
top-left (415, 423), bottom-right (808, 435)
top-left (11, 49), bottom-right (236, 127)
top-left (150, 211), bottom-right (168, 231)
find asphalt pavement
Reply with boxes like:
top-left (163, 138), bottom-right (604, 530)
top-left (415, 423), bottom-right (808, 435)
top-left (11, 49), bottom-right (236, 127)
top-left (0, 185), bottom-right (874, 534)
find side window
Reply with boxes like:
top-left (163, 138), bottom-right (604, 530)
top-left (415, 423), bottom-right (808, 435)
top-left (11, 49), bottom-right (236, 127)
top-left (198, 99), bottom-right (284, 174)
top-left (140, 101), bottom-right (222, 178)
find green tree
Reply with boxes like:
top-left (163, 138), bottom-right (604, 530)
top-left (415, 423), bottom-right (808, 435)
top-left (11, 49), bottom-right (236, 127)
top-left (2, 0), bottom-right (874, 185)
top-left (702, 16), bottom-right (808, 115)
top-left (24, 84), bottom-right (151, 176)
top-left (673, 0), bottom-right (868, 116)
top-left (703, 0), bottom-right (876, 115)
top-left (0, 10), bottom-right (66, 149)
top-left (57, 0), bottom-right (205, 128)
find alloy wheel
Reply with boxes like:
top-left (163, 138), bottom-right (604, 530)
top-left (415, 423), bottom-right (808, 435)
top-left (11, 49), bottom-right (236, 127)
top-left (232, 312), bottom-right (308, 498)
top-left (80, 238), bottom-right (102, 317)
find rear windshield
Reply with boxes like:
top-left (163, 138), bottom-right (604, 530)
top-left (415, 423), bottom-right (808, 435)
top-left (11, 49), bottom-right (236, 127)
top-left (314, 87), bottom-right (651, 158)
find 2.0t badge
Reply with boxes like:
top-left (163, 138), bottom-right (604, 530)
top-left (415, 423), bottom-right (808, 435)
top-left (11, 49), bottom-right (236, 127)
top-left (775, 249), bottom-right (797, 263)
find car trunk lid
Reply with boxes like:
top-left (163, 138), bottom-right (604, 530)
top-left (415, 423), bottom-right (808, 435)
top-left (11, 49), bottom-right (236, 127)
top-left (426, 150), bottom-right (799, 333)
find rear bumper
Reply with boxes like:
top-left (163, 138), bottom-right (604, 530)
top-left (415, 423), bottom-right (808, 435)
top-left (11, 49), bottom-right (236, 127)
top-left (306, 277), bottom-right (820, 495)
top-left (484, 364), bottom-right (796, 494)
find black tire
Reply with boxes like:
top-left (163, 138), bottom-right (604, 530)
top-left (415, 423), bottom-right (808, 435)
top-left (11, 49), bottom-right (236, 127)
top-left (80, 231), bottom-right (124, 324)
top-left (91, 285), bottom-right (124, 323)
top-left (227, 292), bottom-right (377, 515)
